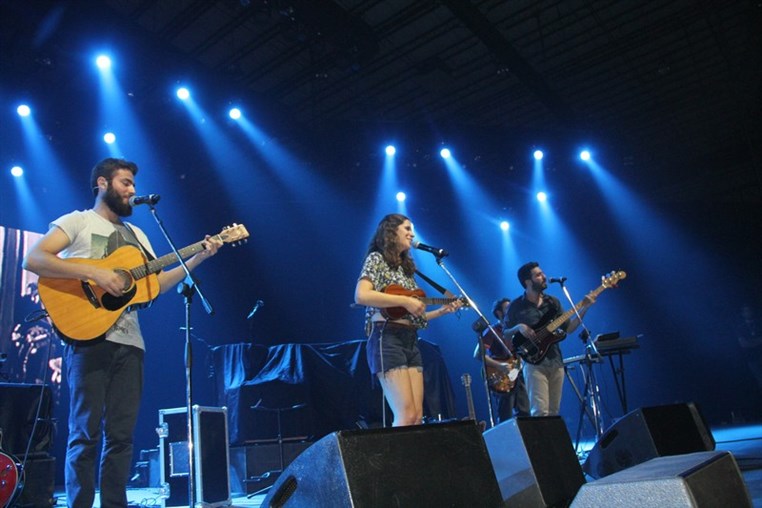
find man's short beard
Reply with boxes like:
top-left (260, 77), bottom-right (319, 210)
top-left (104, 185), bottom-right (132, 217)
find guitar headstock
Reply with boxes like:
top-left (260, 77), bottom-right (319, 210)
top-left (601, 270), bottom-right (627, 288)
top-left (218, 223), bottom-right (249, 246)
top-left (461, 373), bottom-right (472, 387)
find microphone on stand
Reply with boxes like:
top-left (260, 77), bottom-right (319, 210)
top-left (412, 241), bottom-right (449, 258)
top-left (549, 277), bottom-right (567, 284)
top-left (129, 194), bottom-right (161, 206)
top-left (246, 300), bottom-right (264, 319)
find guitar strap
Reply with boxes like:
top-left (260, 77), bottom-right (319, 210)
top-left (414, 270), bottom-right (455, 298)
top-left (121, 223), bottom-right (156, 312)
top-left (122, 223), bottom-right (156, 262)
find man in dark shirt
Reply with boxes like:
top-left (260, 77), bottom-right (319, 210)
top-left (503, 262), bottom-right (595, 416)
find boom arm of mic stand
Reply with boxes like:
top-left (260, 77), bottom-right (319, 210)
top-left (434, 257), bottom-right (496, 428)
top-left (557, 282), bottom-right (597, 355)
top-left (148, 207), bottom-right (214, 315)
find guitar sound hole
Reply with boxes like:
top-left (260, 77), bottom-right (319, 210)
top-left (101, 284), bottom-right (137, 311)
top-left (114, 269), bottom-right (134, 293)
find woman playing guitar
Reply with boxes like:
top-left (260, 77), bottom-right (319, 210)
top-left (354, 214), bottom-right (462, 427)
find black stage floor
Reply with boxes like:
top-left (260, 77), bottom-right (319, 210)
top-left (50, 422), bottom-right (762, 507)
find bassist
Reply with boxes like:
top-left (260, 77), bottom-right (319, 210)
top-left (22, 158), bottom-right (222, 508)
top-left (503, 262), bottom-right (595, 417)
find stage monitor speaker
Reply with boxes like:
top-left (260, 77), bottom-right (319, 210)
top-left (583, 402), bottom-right (715, 479)
top-left (483, 416), bottom-right (586, 507)
top-left (571, 451), bottom-right (751, 507)
top-left (261, 421), bottom-right (502, 508)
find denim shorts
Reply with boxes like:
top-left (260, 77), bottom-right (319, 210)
top-left (366, 322), bottom-right (422, 375)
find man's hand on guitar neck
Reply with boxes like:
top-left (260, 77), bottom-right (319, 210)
top-left (157, 234), bottom-right (223, 293)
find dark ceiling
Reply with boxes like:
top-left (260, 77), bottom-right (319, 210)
top-left (2, 0), bottom-right (761, 202)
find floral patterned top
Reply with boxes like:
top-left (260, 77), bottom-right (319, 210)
top-left (358, 251), bottom-right (428, 334)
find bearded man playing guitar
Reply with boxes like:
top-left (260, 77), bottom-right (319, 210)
top-left (23, 158), bottom-right (223, 508)
top-left (503, 262), bottom-right (596, 417)
top-left (355, 214), bottom-right (462, 427)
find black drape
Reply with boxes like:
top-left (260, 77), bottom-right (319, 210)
top-left (211, 339), bottom-right (457, 444)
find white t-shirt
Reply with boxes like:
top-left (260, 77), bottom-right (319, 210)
top-left (52, 209), bottom-right (158, 350)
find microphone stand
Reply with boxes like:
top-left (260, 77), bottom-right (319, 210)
top-left (556, 280), bottom-right (604, 440)
top-left (432, 254), bottom-right (496, 428)
top-left (147, 204), bottom-right (214, 508)
top-left (472, 318), bottom-right (497, 429)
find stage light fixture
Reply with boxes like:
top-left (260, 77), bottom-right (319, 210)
top-left (95, 55), bottom-right (111, 70)
top-left (17, 104), bottom-right (31, 117)
top-left (536, 191), bottom-right (548, 202)
top-left (533, 150), bottom-right (544, 160)
top-left (176, 87), bottom-right (190, 100)
top-left (11, 166), bottom-right (24, 177)
top-left (103, 132), bottom-right (116, 144)
top-left (229, 108), bottom-right (241, 120)
top-left (440, 148), bottom-right (451, 159)
top-left (396, 192), bottom-right (406, 202)
top-left (385, 145), bottom-right (396, 156)
top-left (500, 221), bottom-right (510, 231)
top-left (580, 150), bottom-right (591, 161)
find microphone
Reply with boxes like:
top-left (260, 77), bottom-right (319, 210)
top-left (412, 241), bottom-right (448, 258)
top-left (549, 277), bottom-right (567, 284)
top-left (246, 300), bottom-right (264, 320)
top-left (129, 194), bottom-right (161, 207)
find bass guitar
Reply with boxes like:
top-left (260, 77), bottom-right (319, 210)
top-left (380, 284), bottom-right (469, 320)
top-left (512, 270), bottom-right (626, 364)
top-left (37, 223), bottom-right (249, 341)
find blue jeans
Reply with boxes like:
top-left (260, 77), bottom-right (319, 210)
top-left (64, 341), bottom-right (143, 508)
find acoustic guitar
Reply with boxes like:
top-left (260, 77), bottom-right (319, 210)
top-left (380, 284), bottom-right (469, 320)
top-left (512, 270), bottom-right (626, 364)
top-left (37, 223), bottom-right (249, 341)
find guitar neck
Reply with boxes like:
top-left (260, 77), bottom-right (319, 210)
top-left (422, 297), bottom-right (456, 305)
top-left (546, 283), bottom-right (608, 332)
top-left (130, 240), bottom-right (207, 281)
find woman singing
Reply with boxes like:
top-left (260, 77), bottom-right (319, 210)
top-left (354, 214), bottom-right (461, 426)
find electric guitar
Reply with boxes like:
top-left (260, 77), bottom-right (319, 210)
top-left (37, 224), bottom-right (249, 341)
top-left (0, 430), bottom-right (23, 508)
top-left (512, 270), bottom-right (626, 364)
top-left (479, 324), bottom-right (523, 393)
top-left (485, 357), bottom-right (523, 394)
top-left (381, 284), bottom-right (469, 320)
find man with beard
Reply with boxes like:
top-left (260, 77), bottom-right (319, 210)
top-left (23, 158), bottom-right (222, 508)
top-left (502, 262), bottom-right (596, 416)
